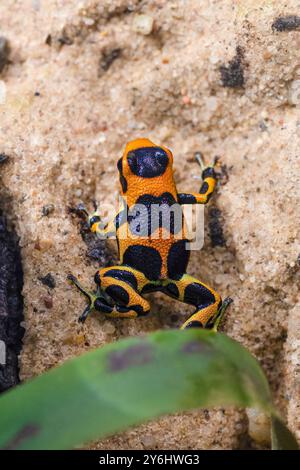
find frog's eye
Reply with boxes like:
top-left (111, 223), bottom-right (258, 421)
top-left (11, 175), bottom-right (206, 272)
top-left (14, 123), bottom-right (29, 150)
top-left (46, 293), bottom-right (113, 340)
top-left (127, 147), bottom-right (169, 178)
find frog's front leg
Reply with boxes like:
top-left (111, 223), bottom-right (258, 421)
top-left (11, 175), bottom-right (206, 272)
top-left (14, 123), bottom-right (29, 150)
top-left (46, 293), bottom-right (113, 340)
top-left (72, 203), bottom-right (120, 239)
top-left (177, 153), bottom-right (218, 205)
top-left (68, 266), bottom-right (150, 322)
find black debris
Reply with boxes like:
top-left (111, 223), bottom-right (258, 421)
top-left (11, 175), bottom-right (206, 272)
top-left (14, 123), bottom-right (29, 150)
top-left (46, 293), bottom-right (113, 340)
top-left (58, 36), bottom-right (73, 46)
top-left (45, 34), bottom-right (52, 46)
top-left (0, 216), bottom-right (24, 393)
top-left (39, 273), bottom-right (56, 289)
top-left (100, 48), bottom-right (122, 72)
top-left (82, 230), bottom-right (116, 266)
top-left (208, 207), bottom-right (226, 247)
top-left (272, 16), bottom-right (300, 32)
top-left (42, 204), bottom-right (55, 216)
top-left (68, 204), bottom-right (116, 266)
top-left (0, 37), bottom-right (10, 73)
top-left (259, 120), bottom-right (268, 131)
top-left (220, 46), bottom-right (245, 88)
top-left (46, 29), bottom-right (73, 47)
top-left (217, 162), bottom-right (230, 186)
top-left (0, 153), bottom-right (9, 164)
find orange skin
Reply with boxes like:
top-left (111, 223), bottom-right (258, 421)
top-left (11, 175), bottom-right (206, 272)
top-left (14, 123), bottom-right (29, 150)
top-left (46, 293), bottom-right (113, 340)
top-left (119, 141), bottom-right (182, 278)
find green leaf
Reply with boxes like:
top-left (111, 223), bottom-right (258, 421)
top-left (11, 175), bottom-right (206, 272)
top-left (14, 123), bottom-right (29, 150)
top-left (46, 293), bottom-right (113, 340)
top-left (271, 416), bottom-right (299, 450)
top-left (0, 329), bottom-right (297, 450)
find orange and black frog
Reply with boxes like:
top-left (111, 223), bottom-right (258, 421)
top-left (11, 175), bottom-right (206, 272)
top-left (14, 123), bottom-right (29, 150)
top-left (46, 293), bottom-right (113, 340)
top-left (68, 138), bottom-right (232, 329)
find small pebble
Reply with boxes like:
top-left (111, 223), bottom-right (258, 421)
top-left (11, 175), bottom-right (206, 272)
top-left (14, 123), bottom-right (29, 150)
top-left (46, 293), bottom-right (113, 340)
top-left (32, 0), bottom-right (41, 11)
top-left (246, 408), bottom-right (271, 446)
top-left (102, 321), bottom-right (116, 335)
top-left (74, 333), bottom-right (86, 346)
top-left (62, 332), bottom-right (86, 346)
top-left (132, 14), bottom-right (154, 35)
top-left (42, 204), bottom-right (55, 216)
top-left (97, 133), bottom-right (106, 144)
top-left (259, 120), bottom-right (268, 131)
top-left (206, 96), bottom-right (218, 112)
top-left (0, 80), bottom-right (6, 104)
top-left (141, 435), bottom-right (156, 448)
top-left (62, 333), bottom-right (74, 345)
top-left (182, 95), bottom-right (191, 105)
top-left (34, 238), bottom-right (53, 251)
top-left (82, 17), bottom-right (95, 27)
top-left (288, 80), bottom-right (300, 106)
top-left (210, 54), bottom-right (219, 65)
top-left (263, 50), bottom-right (272, 60)
top-left (43, 296), bottom-right (53, 309)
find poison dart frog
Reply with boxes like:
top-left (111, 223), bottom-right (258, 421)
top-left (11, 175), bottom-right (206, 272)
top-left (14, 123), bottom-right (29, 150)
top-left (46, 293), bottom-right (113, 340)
top-left (68, 138), bottom-right (232, 329)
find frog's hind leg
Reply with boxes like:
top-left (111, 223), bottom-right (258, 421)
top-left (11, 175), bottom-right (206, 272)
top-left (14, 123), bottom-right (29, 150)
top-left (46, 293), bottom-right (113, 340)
top-left (95, 266), bottom-right (151, 319)
top-left (164, 274), bottom-right (232, 330)
top-left (67, 274), bottom-right (114, 322)
top-left (68, 267), bottom-right (150, 322)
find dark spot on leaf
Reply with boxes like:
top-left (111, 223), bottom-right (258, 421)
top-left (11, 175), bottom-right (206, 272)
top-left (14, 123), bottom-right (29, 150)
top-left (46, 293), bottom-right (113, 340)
top-left (220, 46), bottom-right (245, 88)
top-left (107, 343), bottom-right (153, 372)
top-left (208, 207), bottom-right (225, 247)
top-left (2, 424), bottom-right (40, 450)
top-left (181, 340), bottom-right (213, 355)
top-left (272, 16), bottom-right (300, 32)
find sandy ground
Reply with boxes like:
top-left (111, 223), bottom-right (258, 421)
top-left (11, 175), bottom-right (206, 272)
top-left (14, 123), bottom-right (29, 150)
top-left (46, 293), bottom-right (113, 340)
top-left (0, 0), bottom-right (299, 449)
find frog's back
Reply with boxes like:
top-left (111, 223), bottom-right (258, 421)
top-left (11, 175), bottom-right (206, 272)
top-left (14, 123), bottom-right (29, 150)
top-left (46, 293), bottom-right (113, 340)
top-left (116, 139), bottom-right (189, 280)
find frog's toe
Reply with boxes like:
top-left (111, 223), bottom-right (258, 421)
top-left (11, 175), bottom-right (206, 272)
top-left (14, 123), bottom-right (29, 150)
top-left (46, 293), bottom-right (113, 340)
top-left (211, 297), bottom-right (233, 331)
top-left (183, 320), bottom-right (204, 329)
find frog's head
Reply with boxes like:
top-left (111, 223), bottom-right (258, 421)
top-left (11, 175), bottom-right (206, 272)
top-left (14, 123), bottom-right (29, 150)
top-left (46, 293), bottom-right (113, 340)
top-left (117, 138), bottom-right (173, 194)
